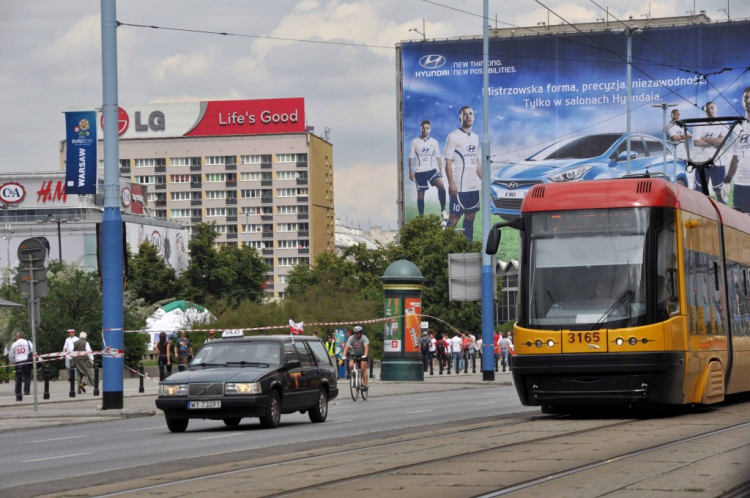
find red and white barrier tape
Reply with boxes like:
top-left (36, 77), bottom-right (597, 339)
top-left (124, 364), bottom-right (160, 384)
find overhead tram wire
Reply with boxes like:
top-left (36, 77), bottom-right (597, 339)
top-left (116, 21), bottom-right (685, 69)
top-left (419, 0), bottom-right (743, 72)
top-left (588, 0), bottom-right (748, 116)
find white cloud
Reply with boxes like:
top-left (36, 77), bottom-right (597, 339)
top-left (334, 160), bottom-right (396, 227)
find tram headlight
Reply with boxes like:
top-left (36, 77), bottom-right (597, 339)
top-left (547, 339), bottom-right (555, 347)
top-left (628, 337), bottom-right (638, 346)
top-left (535, 340), bottom-right (543, 348)
top-left (615, 338), bottom-right (624, 346)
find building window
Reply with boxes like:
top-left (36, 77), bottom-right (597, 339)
top-left (206, 208), bottom-right (226, 217)
top-left (241, 172), bottom-right (262, 181)
top-left (264, 258), bottom-right (274, 267)
top-left (170, 174), bottom-right (190, 183)
top-left (278, 257), bottom-right (308, 266)
top-left (154, 210), bottom-right (167, 219)
top-left (147, 193), bottom-right (159, 202)
top-left (278, 239), bottom-right (308, 249)
top-left (170, 209), bottom-right (190, 218)
top-left (242, 224), bottom-right (263, 233)
top-left (240, 154), bottom-right (271, 164)
top-left (277, 205), bottom-right (298, 215)
top-left (276, 171), bottom-right (300, 180)
top-left (119, 159), bottom-right (131, 169)
top-left (278, 275), bottom-right (288, 284)
top-left (205, 156), bottom-right (226, 165)
top-left (206, 174), bottom-right (226, 182)
top-left (170, 191), bottom-right (191, 201)
top-left (134, 176), bottom-right (155, 184)
top-left (134, 158), bottom-right (165, 168)
top-left (277, 223), bottom-right (307, 232)
top-left (499, 274), bottom-right (518, 324)
top-left (205, 190), bottom-right (227, 200)
top-left (276, 153), bottom-right (307, 163)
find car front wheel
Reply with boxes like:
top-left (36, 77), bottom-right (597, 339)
top-left (309, 389), bottom-right (328, 423)
top-left (166, 418), bottom-right (189, 433)
top-left (260, 390), bottom-right (281, 429)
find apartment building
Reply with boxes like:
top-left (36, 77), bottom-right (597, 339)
top-left (62, 98), bottom-right (335, 297)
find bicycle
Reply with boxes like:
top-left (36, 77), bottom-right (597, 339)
top-left (346, 356), bottom-right (368, 401)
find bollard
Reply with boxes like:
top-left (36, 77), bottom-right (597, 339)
top-left (438, 356), bottom-right (443, 375)
top-left (472, 354), bottom-right (476, 374)
top-left (447, 357), bottom-right (451, 375)
top-left (15, 366), bottom-right (22, 402)
top-left (69, 365), bottom-right (76, 398)
top-left (93, 365), bottom-right (100, 396)
top-left (369, 357), bottom-right (374, 379)
top-left (43, 364), bottom-right (50, 400)
top-left (139, 364), bottom-right (145, 393)
top-left (5, 359), bottom-right (9, 384)
top-left (464, 352), bottom-right (469, 374)
top-left (495, 355), bottom-right (499, 373)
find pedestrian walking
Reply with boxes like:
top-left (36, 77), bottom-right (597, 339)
top-left (450, 332), bottom-right (463, 372)
top-left (174, 331), bottom-right (193, 370)
top-left (72, 332), bottom-right (95, 393)
top-left (420, 331), bottom-right (431, 372)
top-left (156, 331), bottom-right (172, 381)
top-left (9, 332), bottom-right (34, 396)
top-left (62, 328), bottom-right (78, 371)
top-left (499, 332), bottom-right (513, 372)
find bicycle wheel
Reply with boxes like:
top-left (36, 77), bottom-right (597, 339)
top-left (360, 371), bottom-right (368, 401)
top-left (350, 369), bottom-right (358, 401)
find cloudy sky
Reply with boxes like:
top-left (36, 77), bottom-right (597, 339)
top-left (1, 0), bottom-right (747, 230)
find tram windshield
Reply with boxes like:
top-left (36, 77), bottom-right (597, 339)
top-left (525, 208), bottom-right (672, 331)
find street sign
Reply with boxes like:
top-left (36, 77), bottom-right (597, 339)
top-left (18, 238), bottom-right (47, 268)
top-left (19, 269), bottom-right (48, 298)
top-left (448, 253), bottom-right (497, 302)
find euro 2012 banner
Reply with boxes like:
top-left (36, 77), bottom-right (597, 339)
top-left (65, 111), bottom-right (97, 194)
top-left (399, 20), bottom-right (750, 260)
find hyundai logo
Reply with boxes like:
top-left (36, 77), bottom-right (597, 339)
top-left (419, 55), bottom-right (446, 69)
top-left (507, 182), bottom-right (519, 189)
top-left (467, 145), bottom-right (476, 152)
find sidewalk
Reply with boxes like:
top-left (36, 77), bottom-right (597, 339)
top-left (0, 365), bottom-right (513, 432)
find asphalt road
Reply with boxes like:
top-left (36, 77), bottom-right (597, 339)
top-left (0, 384), bottom-right (535, 489)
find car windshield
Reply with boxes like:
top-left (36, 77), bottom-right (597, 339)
top-left (190, 341), bottom-right (281, 368)
top-left (529, 134), bottom-right (620, 161)
top-left (526, 208), bottom-right (650, 331)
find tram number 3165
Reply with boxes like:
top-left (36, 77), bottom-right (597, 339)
top-left (567, 332), bottom-right (601, 343)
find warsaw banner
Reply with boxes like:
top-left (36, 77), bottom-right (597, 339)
top-left (64, 111), bottom-right (97, 194)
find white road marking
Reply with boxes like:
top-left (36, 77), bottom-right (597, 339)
top-left (127, 426), bottom-right (165, 432)
top-left (406, 410), bottom-right (432, 414)
top-left (32, 435), bottom-right (87, 443)
top-left (326, 419), bottom-right (352, 424)
top-left (197, 433), bottom-right (242, 440)
top-left (23, 453), bottom-right (92, 462)
top-left (475, 402), bottom-right (499, 406)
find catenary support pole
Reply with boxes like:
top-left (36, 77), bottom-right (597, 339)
top-left (481, 0), bottom-right (495, 381)
top-left (101, 0), bottom-right (124, 409)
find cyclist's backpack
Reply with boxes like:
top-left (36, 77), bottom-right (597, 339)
top-left (462, 337), bottom-right (471, 351)
top-left (420, 336), bottom-right (430, 354)
top-left (436, 340), bottom-right (445, 356)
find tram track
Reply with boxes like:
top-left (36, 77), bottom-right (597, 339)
top-left (92, 414), bottom-right (641, 497)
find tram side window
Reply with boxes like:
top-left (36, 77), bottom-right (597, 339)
top-left (727, 262), bottom-right (747, 337)
top-left (656, 218), bottom-right (679, 318)
top-left (684, 250), bottom-right (725, 335)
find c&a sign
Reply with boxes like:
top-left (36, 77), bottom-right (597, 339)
top-left (0, 182), bottom-right (25, 204)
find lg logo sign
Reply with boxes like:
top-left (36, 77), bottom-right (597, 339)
top-left (100, 108), bottom-right (165, 136)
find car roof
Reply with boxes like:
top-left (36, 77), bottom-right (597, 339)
top-left (218, 335), bottom-right (319, 343)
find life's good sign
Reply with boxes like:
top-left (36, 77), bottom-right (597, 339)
top-left (0, 182), bottom-right (25, 204)
top-left (185, 98), bottom-right (305, 137)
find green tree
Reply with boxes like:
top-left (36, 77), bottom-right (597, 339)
top-left (179, 222), bottom-right (222, 304)
top-left (217, 244), bottom-right (268, 306)
top-left (128, 241), bottom-right (178, 304)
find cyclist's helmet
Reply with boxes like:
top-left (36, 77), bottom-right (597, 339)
top-left (353, 325), bottom-right (363, 334)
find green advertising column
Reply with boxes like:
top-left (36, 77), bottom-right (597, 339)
top-left (380, 259), bottom-right (426, 381)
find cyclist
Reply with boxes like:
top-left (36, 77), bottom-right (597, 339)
top-left (343, 325), bottom-right (369, 391)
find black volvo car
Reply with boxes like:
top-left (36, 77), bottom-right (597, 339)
top-left (156, 334), bottom-right (338, 432)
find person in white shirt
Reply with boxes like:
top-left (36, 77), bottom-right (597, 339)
top-left (9, 332), bottom-right (34, 396)
top-left (409, 120), bottom-right (447, 221)
top-left (665, 108), bottom-right (693, 187)
top-left (72, 332), bottom-right (95, 394)
top-left (724, 87), bottom-right (750, 214)
top-left (476, 337), bottom-right (483, 359)
top-left (444, 106), bottom-right (482, 242)
top-left (62, 328), bottom-right (79, 371)
top-left (692, 102), bottom-right (728, 203)
top-left (449, 332), bottom-right (463, 373)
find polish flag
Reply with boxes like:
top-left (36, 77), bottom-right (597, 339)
top-left (289, 319), bottom-right (304, 335)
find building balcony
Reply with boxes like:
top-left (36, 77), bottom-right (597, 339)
top-left (298, 248), bottom-right (310, 254)
top-left (227, 233), bottom-right (238, 240)
top-left (264, 283), bottom-right (275, 291)
top-left (190, 182), bottom-right (202, 189)
top-left (297, 196), bottom-right (308, 203)
top-left (261, 180), bottom-right (273, 187)
top-left (298, 231), bottom-right (309, 237)
top-left (190, 165), bottom-right (201, 172)
top-left (190, 200), bottom-right (202, 206)
top-left (155, 184), bottom-right (167, 190)
top-left (120, 167), bottom-right (131, 174)
top-left (296, 178), bottom-right (308, 186)
top-left (261, 162), bottom-right (272, 169)
top-left (297, 213), bottom-right (309, 220)
top-left (155, 165), bottom-right (166, 173)
top-left (225, 164), bottom-right (237, 171)
top-left (156, 200), bottom-right (167, 207)
top-left (225, 180), bottom-right (237, 187)
top-left (262, 197), bottom-right (273, 204)
top-left (226, 198), bottom-right (237, 205)
top-left (191, 217), bottom-right (202, 223)
top-left (261, 215), bottom-right (273, 222)
top-left (296, 161), bottom-right (308, 168)
top-left (262, 232), bottom-right (274, 238)
top-left (262, 248), bottom-right (274, 256)
top-left (227, 216), bottom-right (238, 222)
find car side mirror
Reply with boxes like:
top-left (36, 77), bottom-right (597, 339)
top-left (285, 359), bottom-right (301, 369)
top-left (617, 151), bottom-right (638, 161)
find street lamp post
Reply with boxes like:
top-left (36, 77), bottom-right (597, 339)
top-left (613, 26), bottom-right (642, 176)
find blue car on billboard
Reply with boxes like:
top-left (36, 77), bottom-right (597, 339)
top-left (490, 133), bottom-right (689, 220)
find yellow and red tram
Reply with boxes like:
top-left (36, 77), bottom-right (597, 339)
top-left (489, 178), bottom-right (750, 410)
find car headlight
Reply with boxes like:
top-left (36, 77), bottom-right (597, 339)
top-left (161, 384), bottom-right (188, 396)
top-left (547, 165), bottom-right (593, 182)
top-left (225, 382), bottom-right (262, 395)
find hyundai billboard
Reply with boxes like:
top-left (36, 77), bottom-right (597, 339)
top-left (398, 20), bottom-right (750, 260)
